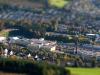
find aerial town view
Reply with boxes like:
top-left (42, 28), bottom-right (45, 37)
top-left (0, 0), bottom-right (100, 75)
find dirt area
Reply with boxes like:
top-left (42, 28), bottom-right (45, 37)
top-left (0, 71), bottom-right (26, 75)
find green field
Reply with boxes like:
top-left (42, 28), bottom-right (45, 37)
top-left (68, 68), bottom-right (100, 75)
top-left (49, 0), bottom-right (70, 8)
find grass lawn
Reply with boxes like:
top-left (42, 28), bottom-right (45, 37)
top-left (67, 68), bottom-right (100, 75)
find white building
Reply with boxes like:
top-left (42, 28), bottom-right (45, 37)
top-left (10, 51), bottom-right (14, 56)
top-left (27, 53), bottom-right (31, 58)
top-left (0, 37), bottom-right (6, 43)
top-left (4, 49), bottom-right (8, 57)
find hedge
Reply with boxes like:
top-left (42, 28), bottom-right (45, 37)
top-left (0, 57), bottom-right (70, 75)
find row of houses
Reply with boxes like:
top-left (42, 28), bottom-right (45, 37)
top-left (0, 11), bottom-right (52, 22)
